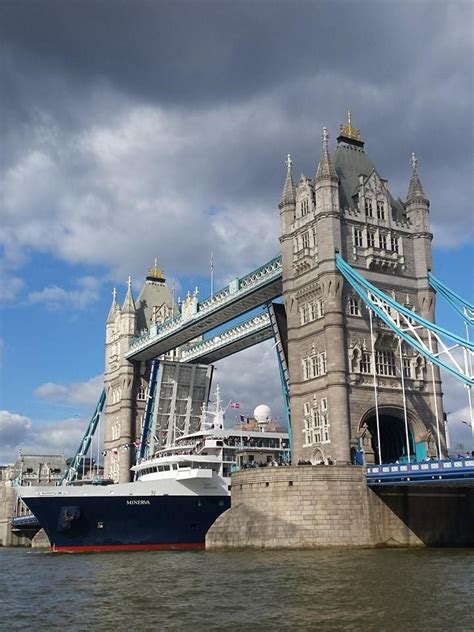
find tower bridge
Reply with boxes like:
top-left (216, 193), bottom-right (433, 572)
top-left (68, 113), bottom-right (472, 495)
top-left (19, 111), bottom-right (472, 549)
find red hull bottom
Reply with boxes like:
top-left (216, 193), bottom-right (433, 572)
top-left (50, 542), bottom-right (205, 553)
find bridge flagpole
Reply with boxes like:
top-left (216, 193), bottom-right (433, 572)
top-left (210, 251), bottom-right (215, 297)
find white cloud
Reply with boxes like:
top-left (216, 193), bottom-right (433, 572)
top-left (0, 410), bottom-right (32, 449)
top-left (0, 411), bottom-right (89, 465)
top-left (214, 339), bottom-right (285, 425)
top-left (35, 374), bottom-right (103, 406)
top-left (28, 275), bottom-right (101, 310)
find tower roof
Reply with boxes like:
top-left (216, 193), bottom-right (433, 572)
top-left (406, 152), bottom-right (429, 206)
top-left (332, 112), bottom-right (405, 218)
top-left (106, 287), bottom-right (119, 323)
top-left (315, 127), bottom-right (338, 183)
top-left (122, 276), bottom-right (136, 314)
top-left (279, 154), bottom-right (296, 207)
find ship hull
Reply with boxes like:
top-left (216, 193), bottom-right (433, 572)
top-left (22, 493), bottom-right (230, 552)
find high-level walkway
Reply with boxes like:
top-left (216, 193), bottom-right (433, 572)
top-left (126, 256), bottom-right (282, 361)
top-left (180, 311), bottom-right (273, 364)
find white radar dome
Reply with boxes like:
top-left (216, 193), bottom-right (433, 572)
top-left (253, 404), bottom-right (272, 423)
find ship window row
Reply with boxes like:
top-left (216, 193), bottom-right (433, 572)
top-left (353, 227), bottom-right (400, 253)
top-left (302, 351), bottom-right (327, 381)
top-left (300, 298), bottom-right (324, 325)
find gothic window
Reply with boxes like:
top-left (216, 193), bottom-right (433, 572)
top-left (376, 200), bottom-right (386, 220)
top-left (403, 358), bottom-right (412, 379)
top-left (109, 452), bottom-right (120, 482)
top-left (302, 357), bottom-right (311, 381)
top-left (301, 231), bottom-right (310, 250)
top-left (361, 351), bottom-right (372, 374)
top-left (300, 299), bottom-right (324, 325)
top-left (301, 197), bottom-right (309, 216)
top-left (302, 351), bottom-right (327, 381)
top-left (112, 420), bottom-right (121, 440)
top-left (354, 228), bottom-right (363, 248)
top-left (379, 233), bottom-right (387, 250)
top-left (137, 380), bottom-right (148, 401)
top-left (392, 235), bottom-right (400, 253)
top-left (376, 350), bottom-right (396, 376)
top-left (316, 299), bottom-right (324, 319)
top-left (367, 231), bottom-right (375, 248)
top-left (302, 398), bottom-right (330, 446)
top-left (365, 198), bottom-right (373, 217)
top-left (300, 304), bottom-right (308, 325)
top-left (348, 296), bottom-right (361, 316)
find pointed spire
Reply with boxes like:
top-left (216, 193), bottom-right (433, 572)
top-left (406, 152), bottom-right (429, 206)
top-left (316, 127), bottom-right (338, 183)
top-left (279, 153), bottom-right (296, 208)
top-left (122, 276), bottom-right (136, 314)
top-left (107, 287), bottom-right (118, 323)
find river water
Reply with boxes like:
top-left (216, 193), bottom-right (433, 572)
top-left (0, 547), bottom-right (472, 631)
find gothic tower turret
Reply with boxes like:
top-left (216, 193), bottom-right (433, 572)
top-left (281, 113), bottom-right (445, 465)
top-left (103, 261), bottom-right (177, 483)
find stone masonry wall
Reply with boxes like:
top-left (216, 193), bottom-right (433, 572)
top-left (206, 466), bottom-right (473, 549)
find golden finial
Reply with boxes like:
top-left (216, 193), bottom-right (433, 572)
top-left (339, 110), bottom-right (362, 141)
top-left (146, 258), bottom-right (166, 282)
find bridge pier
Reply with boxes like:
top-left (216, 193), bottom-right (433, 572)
top-left (206, 466), bottom-right (474, 549)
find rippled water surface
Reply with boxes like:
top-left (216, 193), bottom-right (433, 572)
top-left (0, 547), bottom-right (473, 631)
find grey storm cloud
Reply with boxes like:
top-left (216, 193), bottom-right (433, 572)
top-left (0, 0), bottom-right (472, 282)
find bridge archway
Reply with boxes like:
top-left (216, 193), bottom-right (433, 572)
top-left (359, 406), bottom-right (424, 465)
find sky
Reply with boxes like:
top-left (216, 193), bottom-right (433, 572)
top-left (0, 0), bottom-right (473, 464)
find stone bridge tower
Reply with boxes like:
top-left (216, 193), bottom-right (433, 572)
top-left (279, 113), bottom-right (444, 465)
top-left (104, 262), bottom-right (175, 482)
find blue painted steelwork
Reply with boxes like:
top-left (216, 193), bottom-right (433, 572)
top-left (429, 272), bottom-right (474, 325)
top-left (135, 359), bottom-right (160, 473)
top-left (267, 303), bottom-right (292, 452)
top-left (335, 254), bottom-right (474, 386)
top-left (61, 389), bottom-right (106, 485)
top-left (367, 457), bottom-right (474, 486)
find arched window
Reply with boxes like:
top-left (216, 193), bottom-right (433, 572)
top-left (348, 296), bottom-right (361, 316)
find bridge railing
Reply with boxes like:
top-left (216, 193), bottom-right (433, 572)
top-left (180, 312), bottom-right (271, 362)
top-left (367, 457), bottom-right (474, 485)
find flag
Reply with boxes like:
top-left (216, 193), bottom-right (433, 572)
top-left (230, 402), bottom-right (240, 409)
top-left (239, 414), bottom-right (248, 423)
top-left (210, 251), bottom-right (215, 272)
